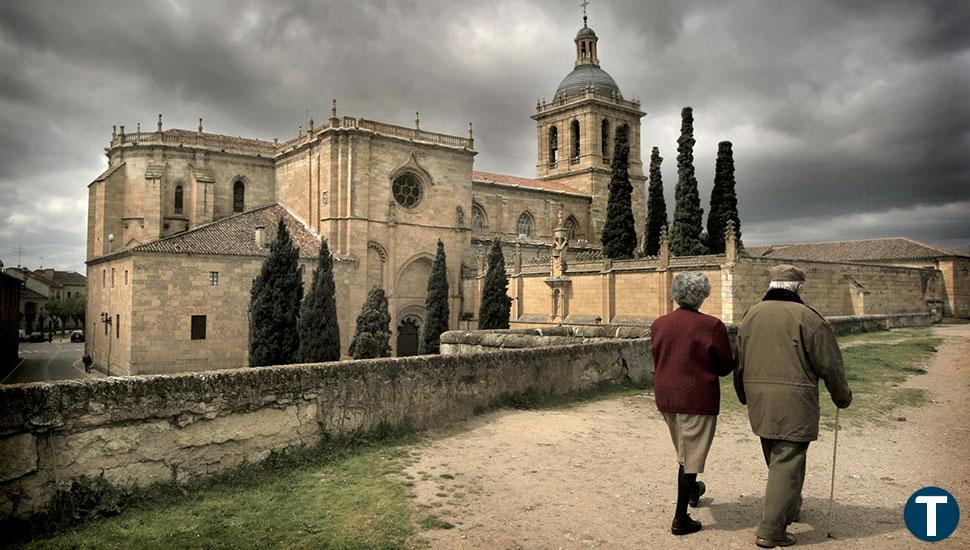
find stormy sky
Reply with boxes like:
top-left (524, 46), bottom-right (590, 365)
top-left (1, 0), bottom-right (967, 273)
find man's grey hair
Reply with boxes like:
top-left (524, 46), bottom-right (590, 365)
top-left (769, 280), bottom-right (803, 293)
top-left (672, 272), bottom-right (711, 309)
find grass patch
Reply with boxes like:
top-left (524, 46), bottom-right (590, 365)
top-left (15, 436), bottom-right (419, 549)
top-left (720, 330), bottom-right (941, 425)
top-left (418, 515), bottom-right (454, 530)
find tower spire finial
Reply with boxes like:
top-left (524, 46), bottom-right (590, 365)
top-left (581, 0), bottom-right (589, 26)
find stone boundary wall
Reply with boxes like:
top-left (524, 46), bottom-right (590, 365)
top-left (0, 340), bottom-right (647, 522)
top-left (826, 313), bottom-right (936, 335)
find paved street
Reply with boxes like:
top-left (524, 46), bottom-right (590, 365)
top-left (2, 340), bottom-right (87, 384)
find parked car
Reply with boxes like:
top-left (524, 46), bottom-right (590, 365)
top-left (70, 330), bottom-right (85, 343)
top-left (27, 332), bottom-right (45, 342)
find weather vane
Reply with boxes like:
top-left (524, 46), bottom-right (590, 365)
top-left (581, 0), bottom-right (590, 25)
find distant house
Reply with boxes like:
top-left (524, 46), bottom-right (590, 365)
top-left (0, 271), bottom-right (22, 370)
top-left (746, 237), bottom-right (970, 318)
top-left (4, 268), bottom-right (87, 332)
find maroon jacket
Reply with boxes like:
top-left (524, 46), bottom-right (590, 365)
top-left (651, 307), bottom-right (735, 415)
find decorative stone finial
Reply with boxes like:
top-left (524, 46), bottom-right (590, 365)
top-left (198, 118), bottom-right (203, 133)
top-left (468, 121), bottom-right (473, 140)
top-left (157, 113), bottom-right (162, 132)
top-left (331, 99), bottom-right (337, 119)
top-left (308, 117), bottom-right (314, 132)
top-left (119, 125), bottom-right (125, 136)
top-left (112, 125), bottom-right (117, 138)
top-left (136, 122), bottom-right (140, 133)
top-left (557, 203), bottom-right (564, 226)
top-left (414, 112), bottom-right (420, 130)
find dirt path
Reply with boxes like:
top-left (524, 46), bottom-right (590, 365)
top-left (405, 324), bottom-right (970, 549)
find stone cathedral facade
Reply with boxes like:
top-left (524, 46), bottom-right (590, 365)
top-left (85, 20), bottom-right (649, 374)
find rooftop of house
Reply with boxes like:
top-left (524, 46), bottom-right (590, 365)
top-left (745, 237), bottom-right (970, 263)
top-left (131, 203), bottom-right (327, 259)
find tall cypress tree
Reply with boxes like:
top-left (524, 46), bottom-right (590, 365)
top-left (420, 240), bottom-right (450, 354)
top-left (643, 146), bottom-right (668, 256)
top-left (249, 218), bottom-right (303, 367)
top-left (478, 240), bottom-right (511, 329)
top-left (669, 107), bottom-right (708, 256)
top-left (348, 287), bottom-right (392, 359)
top-left (296, 239), bottom-right (341, 363)
top-left (706, 141), bottom-right (742, 253)
top-left (601, 124), bottom-right (637, 259)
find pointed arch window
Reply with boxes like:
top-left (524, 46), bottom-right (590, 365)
top-left (548, 126), bottom-right (559, 165)
top-left (516, 212), bottom-right (534, 237)
top-left (471, 203), bottom-right (487, 233)
top-left (601, 119), bottom-right (611, 160)
top-left (564, 216), bottom-right (578, 241)
top-left (174, 185), bottom-right (184, 215)
top-left (570, 119), bottom-right (580, 162)
top-left (233, 180), bottom-right (245, 213)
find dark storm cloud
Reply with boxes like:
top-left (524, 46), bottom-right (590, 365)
top-left (1, 0), bottom-right (968, 273)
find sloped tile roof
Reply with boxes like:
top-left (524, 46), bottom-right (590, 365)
top-left (132, 204), bottom-right (322, 258)
top-left (746, 237), bottom-right (970, 262)
top-left (473, 170), bottom-right (589, 197)
top-left (52, 271), bottom-right (86, 286)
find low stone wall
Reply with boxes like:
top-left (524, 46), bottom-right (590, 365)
top-left (827, 313), bottom-right (936, 336)
top-left (440, 325), bottom-right (650, 354)
top-left (0, 340), bottom-right (645, 523)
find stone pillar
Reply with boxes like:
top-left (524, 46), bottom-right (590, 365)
top-left (658, 226), bottom-right (672, 315)
top-left (725, 220), bottom-right (738, 266)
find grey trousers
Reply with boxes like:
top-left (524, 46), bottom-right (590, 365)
top-left (758, 438), bottom-right (809, 540)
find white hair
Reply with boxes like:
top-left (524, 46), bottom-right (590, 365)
top-left (672, 272), bottom-right (711, 309)
top-left (769, 280), bottom-right (803, 293)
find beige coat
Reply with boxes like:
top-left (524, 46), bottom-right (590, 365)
top-left (735, 297), bottom-right (852, 442)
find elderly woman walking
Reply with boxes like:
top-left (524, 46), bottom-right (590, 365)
top-left (651, 272), bottom-right (735, 535)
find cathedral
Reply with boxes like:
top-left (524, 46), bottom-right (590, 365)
top-left (84, 18), bottom-right (647, 374)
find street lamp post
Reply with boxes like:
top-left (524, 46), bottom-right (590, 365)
top-left (99, 312), bottom-right (112, 376)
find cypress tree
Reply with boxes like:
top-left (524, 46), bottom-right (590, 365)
top-left (296, 239), bottom-right (341, 363)
top-left (601, 124), bottom-right (638, 259)
top-left (249, 218), bottom-right (303, 367)
top-left (643, 146), bottom-right (668, 256)
top-left (706, 141), bottom-right (742, 253)
top-left (419, 240), bottom-right (450, 354)
top-left (669, 107), bottom-right (708, 256)
top-left (478, 240), bottom-right (511, 329)
top-left (348, 287), bottom-right (392, 359)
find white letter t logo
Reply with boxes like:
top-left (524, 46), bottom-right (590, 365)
top-left (915, 495), bottom-right (949, 537)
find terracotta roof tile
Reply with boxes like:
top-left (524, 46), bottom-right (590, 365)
top-left (472, 170), bottom-right (588, 197)
top-left (132, 204), bottom-right (323, 259)
top-left (746, 237), bottom-right (970, 262)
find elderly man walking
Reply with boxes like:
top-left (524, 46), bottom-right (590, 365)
top-left (735, 265), bottom-right (852, 548)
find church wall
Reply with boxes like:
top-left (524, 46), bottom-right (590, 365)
top-left (471, 184), bottom-right (591, 242)
top-left (939, 258), bottom-right (970, 317)
top-left (85, 256), bottom-right (134, 376)
top-left (274, 144), bottom-right (315, 232)
top-left (729, 257), bottom-right (941, 323)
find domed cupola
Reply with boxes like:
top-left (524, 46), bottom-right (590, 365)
top-left (553, 15), bottom-right (622, 101)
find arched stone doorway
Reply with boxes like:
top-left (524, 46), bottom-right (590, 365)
top-left (396, 317), bottom-right (421, 357)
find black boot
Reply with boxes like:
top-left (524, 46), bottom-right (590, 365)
top-left (671, 465), bottom-right (702, 536)
top-left (689, 480), bottom-right (706, 507)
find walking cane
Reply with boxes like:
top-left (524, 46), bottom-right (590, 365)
top-left (826, 407), bottom-right (840, 538)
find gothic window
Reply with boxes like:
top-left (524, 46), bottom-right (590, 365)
top-left (564, 216), bottom-right (578, 241)
top-left (174, 185), bottom-right (184, 214)
top-left (233, 180), bottom-right (245, 213)
top-left (601, 119), bottom-right (610, 159)
top-left (392, 172), bottom-right (423, 208)
top-left (571, 119), bottom-right (580, 161)
top-left (471, 203), bottom-right (487, 233)
top-left (516, 212), bottom-right (534, 237)
top-left (548, 126), bottom-right (558, 165)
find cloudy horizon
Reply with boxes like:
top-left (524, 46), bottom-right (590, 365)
top-left (1, 0), bottom-right (967, 274)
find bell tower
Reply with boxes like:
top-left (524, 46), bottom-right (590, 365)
top-left (532, 11), bottom-right (646, 242)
